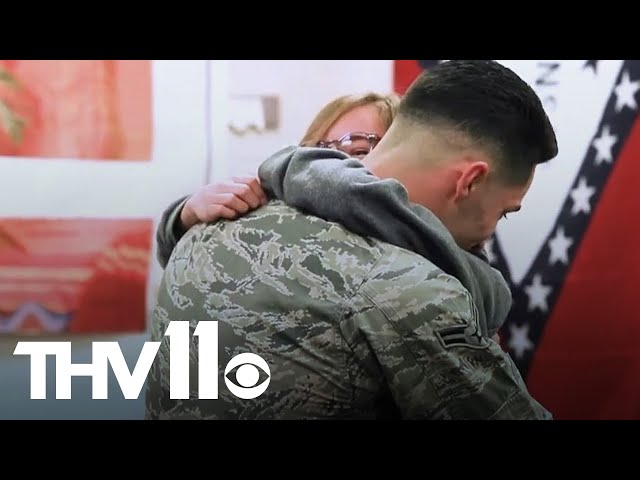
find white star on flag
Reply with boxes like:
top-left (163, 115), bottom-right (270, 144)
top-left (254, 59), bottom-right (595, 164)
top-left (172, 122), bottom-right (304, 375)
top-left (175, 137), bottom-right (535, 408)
top-left (614, 71), bottom-right (640, 112)
top-left (524, 274), bottom-right (552, 313)
top-left (592, 125), bottom-right (617, 165)
top-left (570, 177), bottom-right (596, 215)
top-left (508, 324), bottom-right (534, 359)
top-left (548, 227), bottom-right (574, 265)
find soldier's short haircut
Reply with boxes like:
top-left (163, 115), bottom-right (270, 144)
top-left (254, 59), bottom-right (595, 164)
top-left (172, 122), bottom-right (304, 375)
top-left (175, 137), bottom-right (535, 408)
top-left (398, 60), bottom-right (559, 185)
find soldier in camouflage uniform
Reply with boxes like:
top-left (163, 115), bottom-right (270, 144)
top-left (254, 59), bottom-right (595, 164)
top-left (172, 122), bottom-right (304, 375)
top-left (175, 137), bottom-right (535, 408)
top-left (145, 60), bottom-right (558, 419)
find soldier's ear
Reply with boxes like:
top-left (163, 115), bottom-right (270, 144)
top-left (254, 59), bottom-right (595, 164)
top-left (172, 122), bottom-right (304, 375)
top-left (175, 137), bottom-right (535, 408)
top-left (454, 161), bottom-right (489, 199)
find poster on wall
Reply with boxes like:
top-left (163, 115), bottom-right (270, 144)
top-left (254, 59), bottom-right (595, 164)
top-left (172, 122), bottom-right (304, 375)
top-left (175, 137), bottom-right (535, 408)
top-left (0, 60), bottom-right (152, 161)
top-left (0, 60), bottom-right (156, 335)
top-left (393, 60), bottom-right (640, 420)
top-left (0, 218), bottom-right (152, 334)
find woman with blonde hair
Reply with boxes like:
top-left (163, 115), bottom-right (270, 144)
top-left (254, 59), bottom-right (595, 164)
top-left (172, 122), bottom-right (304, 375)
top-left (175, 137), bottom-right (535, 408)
top-left (156, 91), bottom-right (400, 268)
top-left (299, 92), bottom-right (399, 156)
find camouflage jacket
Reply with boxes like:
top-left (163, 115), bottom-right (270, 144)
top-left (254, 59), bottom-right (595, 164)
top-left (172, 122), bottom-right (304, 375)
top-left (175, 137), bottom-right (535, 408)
top-left (145, 201), bottom-right (552, 420)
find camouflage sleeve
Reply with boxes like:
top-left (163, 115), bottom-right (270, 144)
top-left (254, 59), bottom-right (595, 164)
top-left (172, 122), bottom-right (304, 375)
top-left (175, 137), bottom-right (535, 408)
top-left (343, 264), bottom-right (553, 420)
top-left (155, 195), bottom-right (189, 269)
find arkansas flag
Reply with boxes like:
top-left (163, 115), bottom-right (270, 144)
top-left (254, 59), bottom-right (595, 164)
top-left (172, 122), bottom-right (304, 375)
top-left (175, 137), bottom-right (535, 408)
top-left (394, 60), bottom-right (640, 420)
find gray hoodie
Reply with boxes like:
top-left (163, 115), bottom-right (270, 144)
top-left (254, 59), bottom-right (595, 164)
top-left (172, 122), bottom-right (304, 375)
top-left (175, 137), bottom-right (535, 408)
top-left (257, 145), bottom-right (513, 337)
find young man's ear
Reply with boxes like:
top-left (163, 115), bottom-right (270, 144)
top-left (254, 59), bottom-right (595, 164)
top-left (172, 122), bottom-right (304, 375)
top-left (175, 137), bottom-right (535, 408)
top-left (454, 161), bottom-right (489, 199)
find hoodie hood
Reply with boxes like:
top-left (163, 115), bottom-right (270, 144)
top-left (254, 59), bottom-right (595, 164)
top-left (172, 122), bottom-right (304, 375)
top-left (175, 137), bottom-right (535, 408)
top-left (258, 145), bottom-right (513, 337)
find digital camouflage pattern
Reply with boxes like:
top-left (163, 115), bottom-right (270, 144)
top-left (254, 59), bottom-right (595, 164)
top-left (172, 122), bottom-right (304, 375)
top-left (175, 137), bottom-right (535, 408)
top-left (145, 201), bottom-right (552, 420)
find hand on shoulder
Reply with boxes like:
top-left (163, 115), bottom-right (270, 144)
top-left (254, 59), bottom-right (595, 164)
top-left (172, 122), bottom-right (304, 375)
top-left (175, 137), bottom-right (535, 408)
top-left (180, 175), bottom-right (268, 230)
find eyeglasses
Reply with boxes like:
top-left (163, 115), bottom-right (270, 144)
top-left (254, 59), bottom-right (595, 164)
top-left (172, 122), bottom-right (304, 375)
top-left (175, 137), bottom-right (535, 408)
top-left (316, 132), bottom-right (382, 159)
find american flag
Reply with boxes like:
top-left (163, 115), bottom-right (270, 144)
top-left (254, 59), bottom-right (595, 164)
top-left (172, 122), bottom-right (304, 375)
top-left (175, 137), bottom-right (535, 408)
top-left (394, 60), bottom-right (640, 420)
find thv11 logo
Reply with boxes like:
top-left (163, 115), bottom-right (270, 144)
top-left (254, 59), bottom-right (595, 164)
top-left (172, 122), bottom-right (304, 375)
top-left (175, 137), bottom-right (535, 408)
top-left (13, 321), bottom-right (271, 401)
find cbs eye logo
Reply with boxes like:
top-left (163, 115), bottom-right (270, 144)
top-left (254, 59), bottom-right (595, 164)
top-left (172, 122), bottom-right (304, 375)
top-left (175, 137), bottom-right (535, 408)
top-left (224, 353), bottom-right (271, 399)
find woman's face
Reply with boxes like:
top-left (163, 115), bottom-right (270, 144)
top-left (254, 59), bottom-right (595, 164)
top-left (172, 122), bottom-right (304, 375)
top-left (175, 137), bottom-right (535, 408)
top-left (321, 104), bottom-right (388, 159)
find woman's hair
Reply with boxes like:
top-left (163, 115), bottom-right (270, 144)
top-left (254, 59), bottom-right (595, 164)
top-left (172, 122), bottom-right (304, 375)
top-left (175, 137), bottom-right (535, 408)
top-left (299, 92), bottom-right (401, 147)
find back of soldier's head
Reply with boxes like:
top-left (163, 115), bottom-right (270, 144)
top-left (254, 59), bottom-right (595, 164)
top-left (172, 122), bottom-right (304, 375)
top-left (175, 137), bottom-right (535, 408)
top-left (397, 60), bottom-right (559, 185)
